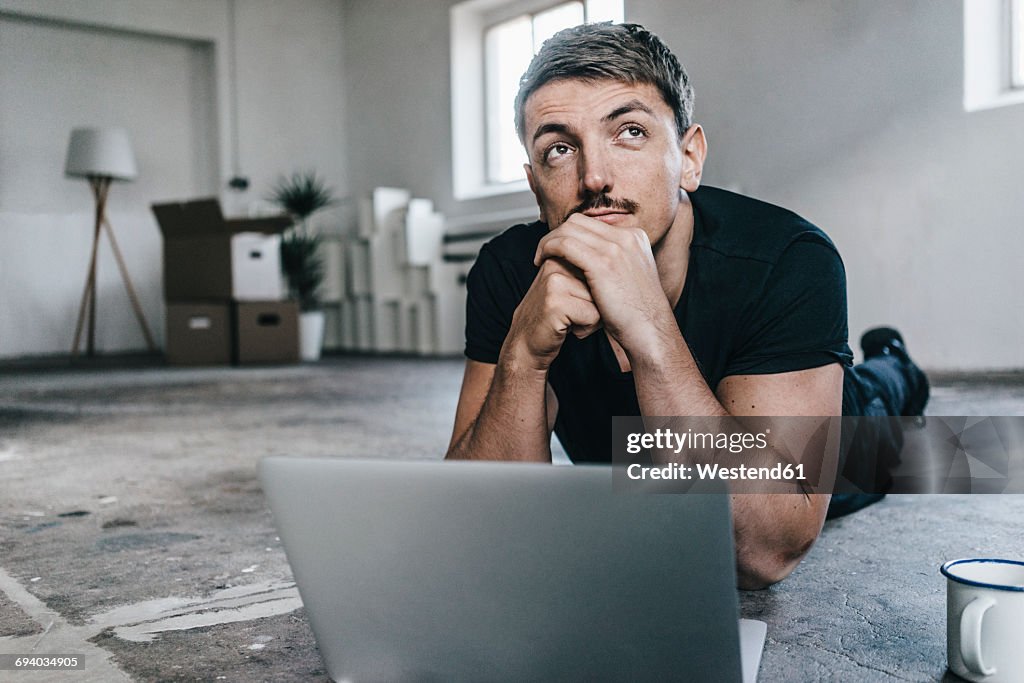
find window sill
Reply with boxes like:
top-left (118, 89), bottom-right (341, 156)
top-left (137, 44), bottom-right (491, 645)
top-left (965, 87), bottom-right (1024, 113)
top-left (454, 179), bottom-right (531, 201)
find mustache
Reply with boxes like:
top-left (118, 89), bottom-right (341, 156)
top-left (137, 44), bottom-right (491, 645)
top-left (562, 193), bottom-right (640, 225)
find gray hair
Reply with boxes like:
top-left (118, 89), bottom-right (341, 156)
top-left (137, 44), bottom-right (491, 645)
top-left (514, 22), bottom-right (695, 143)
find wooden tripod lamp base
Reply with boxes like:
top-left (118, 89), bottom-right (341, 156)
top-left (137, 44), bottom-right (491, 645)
top-left (70, 176), bottom-right (157, 358)
top-left (65, 128), bottom-right (157, 359)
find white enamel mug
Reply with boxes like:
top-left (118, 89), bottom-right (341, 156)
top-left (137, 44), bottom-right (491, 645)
top-left (942, 558), bottom-right (1024, 683)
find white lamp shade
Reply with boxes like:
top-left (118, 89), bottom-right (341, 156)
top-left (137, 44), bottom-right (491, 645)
top-left (65, 127), bottom-right (138, 181)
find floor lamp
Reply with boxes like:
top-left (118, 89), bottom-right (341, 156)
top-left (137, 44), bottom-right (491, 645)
top-left (65, 127), bottom-right (157, 358)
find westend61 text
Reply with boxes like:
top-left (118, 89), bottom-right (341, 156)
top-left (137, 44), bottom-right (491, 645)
top-left (625, 428), bottom-right (769, 455)
top-left (626, 462), bottom-right (807, 481)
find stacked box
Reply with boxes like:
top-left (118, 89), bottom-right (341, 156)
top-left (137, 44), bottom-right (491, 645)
top-left (165, 303), bottom-right (232, 365)
top-left (152, 198), bottom-right (299, 365)
top-left (234, 301), bottom-right (299, 364)
top-left (334, 187), bottom-right (485, 356)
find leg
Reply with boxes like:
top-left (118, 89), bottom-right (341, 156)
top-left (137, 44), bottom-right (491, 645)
top-left (102, 218), bottom-right (157, 352)
top-left (86, 178), bottom-right (110, 356)
top-left (827, 328), bottom-right (929, 519)
top-left (71, 180), bottom-right (107, 358)
top-left (845, 354), bottom-right (912, 417)
top-left (71, 226), bottom-right (100, 357)
top-left (859, 326), bottom-right (929, 416)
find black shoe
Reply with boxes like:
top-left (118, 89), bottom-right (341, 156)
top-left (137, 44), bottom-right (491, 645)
top-left (860, 327), bottom-right (930, 417)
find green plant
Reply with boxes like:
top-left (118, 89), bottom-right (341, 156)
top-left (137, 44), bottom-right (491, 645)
top-left (269, 171), bottom-right (337, 311)
top-left (279, 231), bottom-right (324, 311)
top-left (270, 171), bottom-right (336, 221)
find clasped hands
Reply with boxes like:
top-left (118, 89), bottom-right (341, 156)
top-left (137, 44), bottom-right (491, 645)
top-left (504, 213), bottom-right (677, 371)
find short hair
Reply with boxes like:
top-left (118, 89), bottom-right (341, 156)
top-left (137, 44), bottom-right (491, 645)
top-left (514, 22), bottom-right (695, 143)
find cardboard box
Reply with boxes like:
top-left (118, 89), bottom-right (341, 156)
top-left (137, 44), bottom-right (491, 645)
top-left (152, 198), bottom-right (291, 301)
top-left (234, 301), bottom-right (299, 365)
top-left (165, 303), bottom-right (232, 365)
top-left (231, 232), bottom-right (284, 301)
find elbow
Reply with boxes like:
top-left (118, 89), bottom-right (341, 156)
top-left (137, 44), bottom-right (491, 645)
top-left (445, 423), bottom-right (475, 460)
top-left (733, 493), bottom-right (829, 590)
top-left (444, 441), bottom-right (470, 460)
top-left (735, 534), bottom-right (817, 591)
top-left (736, 553), bottom-right (798, 590)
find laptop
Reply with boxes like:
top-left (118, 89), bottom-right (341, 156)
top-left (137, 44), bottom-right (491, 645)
top-left (261, 457), bottom-right (766, 682)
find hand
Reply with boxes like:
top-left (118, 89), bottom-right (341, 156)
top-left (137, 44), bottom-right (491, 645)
top-left (502, 257), bottom-right (601, 372)
top-left (534, 213), bottom-right (675, 356)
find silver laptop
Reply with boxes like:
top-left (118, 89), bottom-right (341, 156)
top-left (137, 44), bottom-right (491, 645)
top-left (261, 458), bottom-right (766, 682)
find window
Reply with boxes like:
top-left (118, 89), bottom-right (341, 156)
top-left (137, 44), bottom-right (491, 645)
top-left (485, 1), bottom-right (622, 184)
top-left (451, 0), bottom-right (624, 199)
top-left (964, 0), bottom-right (1024, 111)
top-left (1013, 0), bottom-right (1024, 88)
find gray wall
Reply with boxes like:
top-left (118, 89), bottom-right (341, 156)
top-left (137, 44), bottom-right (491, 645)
top-left (3, 0), bottom-right (1020, 369)
top-left (0, 0), bottom-right (347, 357)
top-left (341, 0), bottom-right (1024, 370)
top-left (342, 0), bottom-right (538, 223)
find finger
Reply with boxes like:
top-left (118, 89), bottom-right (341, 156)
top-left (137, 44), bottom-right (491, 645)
top-left (562, 212), bottom-right (620, 235)
top-left (564, 297), bottom-right (601, 334)
top-left (542, 263), bottom-right (594, 304)
top-left (542, 256), bottom-right (586, 280)
top-left (534, 215), bottom-right (614, 265)
top-left (537, 233), bottom-right (612, 276)
top-left (571, 320), bottom-right (603, 339)
top-left (555, 213), bottom-right (652, 255)
top-left (544, 253), bottom-right (585, 278)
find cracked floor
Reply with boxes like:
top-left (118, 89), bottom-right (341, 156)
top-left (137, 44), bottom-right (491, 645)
top-left (0, 356), bottom-right (1022, 681)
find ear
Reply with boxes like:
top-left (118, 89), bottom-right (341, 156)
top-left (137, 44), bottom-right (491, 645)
top-left (525, 163), bottom-right (546, 223)
top-left (678, 124), bottom-right (707, 193)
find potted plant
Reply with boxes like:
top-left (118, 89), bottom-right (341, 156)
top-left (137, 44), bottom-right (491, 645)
top-left (270, 171), bottom-right (336, 361)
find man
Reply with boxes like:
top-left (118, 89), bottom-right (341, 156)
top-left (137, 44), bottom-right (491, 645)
top-left (446, 23), bottom-right (927, 589)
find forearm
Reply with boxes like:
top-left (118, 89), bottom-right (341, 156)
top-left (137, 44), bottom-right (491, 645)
top-left (732, 492), bottom-right (828, 589)
top-left (628, 322), bottom-right (727, 418)
top-left (627, 326), bottom-right (827, 588)
top-left (446, 346), bottom-right (552, 462)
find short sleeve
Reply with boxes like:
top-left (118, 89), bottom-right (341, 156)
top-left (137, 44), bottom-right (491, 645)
top-left (724, 237), bottom-right (853, 376)
top-left (464, 244), bottom-right (520, 364)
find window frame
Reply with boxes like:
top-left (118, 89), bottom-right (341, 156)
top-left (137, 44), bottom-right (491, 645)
top-left (450, 0), bottom-right (623, 200)
top-left (482, 1), bottom-right (587, 186)
top-left (1012, 0), bottom-right (1024, 88)
top-left (963, 0), bottom-right (1024, 111)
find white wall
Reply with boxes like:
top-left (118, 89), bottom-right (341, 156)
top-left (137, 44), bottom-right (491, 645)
top-left (0, 0), bottom-right (347, 358)
top-left (341, 0), bottom-right (1023, 371)
top-left (232, 0), bottom-right (348, 217)
top-left (629, 0), bottom-right (1024, 370)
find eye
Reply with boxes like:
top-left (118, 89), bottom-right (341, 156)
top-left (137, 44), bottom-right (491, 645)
top-left (617, 124), bottom-right (648, 141)
top-left (544, 142), bottom-right (575, 163)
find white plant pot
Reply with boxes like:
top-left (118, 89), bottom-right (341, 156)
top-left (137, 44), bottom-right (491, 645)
top-left (299, 310), bottom-right (326, 361)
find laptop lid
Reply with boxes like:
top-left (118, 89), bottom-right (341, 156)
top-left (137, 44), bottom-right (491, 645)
top-left (261, 457), bottom-right (745, 682)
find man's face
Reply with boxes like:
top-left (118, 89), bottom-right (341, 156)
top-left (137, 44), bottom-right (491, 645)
top-left (522, 78), bottom-right (699, 246)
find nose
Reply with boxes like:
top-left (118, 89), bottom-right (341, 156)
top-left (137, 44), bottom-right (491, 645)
top-left (579, 147), bottom-right (613, 196)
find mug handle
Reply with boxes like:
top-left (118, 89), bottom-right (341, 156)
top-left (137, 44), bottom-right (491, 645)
top-left (960, 596), bottom-right (997, 676)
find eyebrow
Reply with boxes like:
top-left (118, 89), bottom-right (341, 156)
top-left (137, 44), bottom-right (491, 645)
top-left (604, 100), bottom-right (655, 122)
top-left (531, 122), bottom-right (573, 145)
top-left (529, 100), bottom-right (656, 145)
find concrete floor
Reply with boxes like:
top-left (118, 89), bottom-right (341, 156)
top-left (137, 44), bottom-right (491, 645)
top-left (0, 355), bottom-right (1022, 682)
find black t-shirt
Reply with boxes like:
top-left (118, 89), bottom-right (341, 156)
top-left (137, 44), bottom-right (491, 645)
top-left (464, 185), bottom-right (854, 463)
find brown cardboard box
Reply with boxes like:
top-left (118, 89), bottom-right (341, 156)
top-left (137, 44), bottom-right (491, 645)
top-left (234, 301), bottom-right (299, 365)
top-left (165, 303), bottom-right (232, 365)
top-left (152, 198), bottom-right (291, 301)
